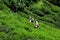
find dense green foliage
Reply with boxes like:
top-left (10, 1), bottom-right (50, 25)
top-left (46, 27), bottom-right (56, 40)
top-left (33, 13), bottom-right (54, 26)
top-left (47, 0), bottom-right (60, 6)
top-left (1, 0), bottom-right (40, 12)
top-left (0, 0), bottom-right (60, 40)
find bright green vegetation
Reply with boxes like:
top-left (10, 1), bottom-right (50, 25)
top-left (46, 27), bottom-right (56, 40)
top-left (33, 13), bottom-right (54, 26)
top-left (0, 0), bottom-right (60, 40)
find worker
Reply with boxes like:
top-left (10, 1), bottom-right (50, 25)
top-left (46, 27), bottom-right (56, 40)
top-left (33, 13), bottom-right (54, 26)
top-left (29, 16), bottom-right (32, 22)
top-left (34, 21), bottom-right (39, 28)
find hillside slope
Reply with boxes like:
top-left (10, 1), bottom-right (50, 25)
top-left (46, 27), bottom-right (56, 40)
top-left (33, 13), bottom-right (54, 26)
top-left (0, 10), bottom-right (60, 40)
top-left (0, 0), bottom-right (60, 40)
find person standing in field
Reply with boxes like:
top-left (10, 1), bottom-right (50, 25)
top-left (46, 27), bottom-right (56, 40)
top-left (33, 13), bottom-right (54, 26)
top-left (29, 16), bottom-right (32, 22)
top-left (34, 21), bottom-right (39, 28)
top-left (29, 16), bottom-right (34, 22)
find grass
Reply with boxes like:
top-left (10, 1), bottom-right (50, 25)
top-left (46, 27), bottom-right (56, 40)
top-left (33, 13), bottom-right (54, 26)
top-left (30, 0), bottom-right (43, 9)
top-left (0, 9), bottom-right (60, 40)
top-left (0, 0), bottom-right (60, 40)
